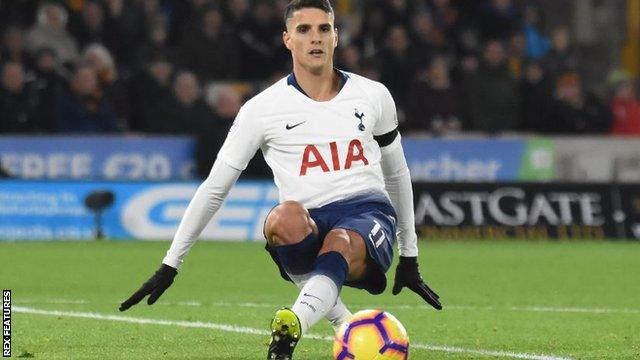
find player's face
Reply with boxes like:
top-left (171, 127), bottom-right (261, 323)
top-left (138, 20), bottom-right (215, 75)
top-left (283, 8), bottom-right (338, 75)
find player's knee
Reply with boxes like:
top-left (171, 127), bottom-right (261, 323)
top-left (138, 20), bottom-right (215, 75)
top-left (264, 201), bottom-right (317, 246)
top-left (320, 229), bottom-right (351, 255)
top-left (320, 229), bottom-right (368, 279)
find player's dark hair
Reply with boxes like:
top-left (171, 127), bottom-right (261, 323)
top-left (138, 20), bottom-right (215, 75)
top-left (284, 0), bottom-right (334, 27)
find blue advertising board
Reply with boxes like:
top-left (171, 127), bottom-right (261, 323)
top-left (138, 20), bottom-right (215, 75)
top-left (402, 138), bottom-right (526, 181)
top-left (1, 136), bottom-right (552, 182)
top-left (0, 136), bottom-right (196, 180)
top-left (0, 180), bottom-right (278, 241)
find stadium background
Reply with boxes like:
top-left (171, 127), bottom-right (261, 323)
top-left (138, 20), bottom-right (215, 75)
top-left (1, 0), bottom-right (640, 359)
top-left (2, 0), bottom-right (640, 241)
top-left (0, 0), bottom-right (640, 240)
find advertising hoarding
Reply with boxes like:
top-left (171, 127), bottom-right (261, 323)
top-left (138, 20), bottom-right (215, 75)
top-left (402, 138), bottom-right (554, 182)
top-left (0, 136), bottom-right (196, 180)
top-left (413, 182), bottom-right (625, 239)
top-left (0, 180), bottom-right (278, 241)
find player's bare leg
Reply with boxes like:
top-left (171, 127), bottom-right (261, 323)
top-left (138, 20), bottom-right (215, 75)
top-left (264, 201), bottom-right (318, 248)
top-left (264, 201), bottom-right (312, 359)
top-left (319, 228), bottom-right (369, 281)
top-left (289, 228), bottom-right (367, 331)
top-left (264, 201), bottom-right (359, 359)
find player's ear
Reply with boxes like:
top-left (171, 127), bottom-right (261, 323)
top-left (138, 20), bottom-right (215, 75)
top-left (333, 27), bottom-right (339, 48)
top-left (283, 30), bottom-right (292, 50)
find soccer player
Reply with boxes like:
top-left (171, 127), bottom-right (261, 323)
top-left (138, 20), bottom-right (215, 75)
top-left (120, 1), bottom-right (442, 358)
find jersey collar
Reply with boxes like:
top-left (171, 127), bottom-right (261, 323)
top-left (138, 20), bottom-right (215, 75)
top-left (286, 69), bottom-right (349, 99)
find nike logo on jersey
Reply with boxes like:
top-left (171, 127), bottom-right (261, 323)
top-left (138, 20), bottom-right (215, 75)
top-left (286, 121), bottom-right (306, 130)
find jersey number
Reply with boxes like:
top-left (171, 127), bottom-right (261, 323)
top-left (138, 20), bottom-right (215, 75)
top-left (299, 139), bottom-right (369, 176)
top-left (368, 220), bottom-right (386, 248)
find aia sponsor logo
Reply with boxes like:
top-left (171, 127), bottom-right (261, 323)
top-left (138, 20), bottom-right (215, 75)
top-left (299, 139), bottom-right (369, 176)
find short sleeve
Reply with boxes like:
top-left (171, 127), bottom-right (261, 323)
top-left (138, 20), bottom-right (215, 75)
top-left (373, 84), bottom-right (399, 136)
top-left (217, 105), bottom-right (264, 171)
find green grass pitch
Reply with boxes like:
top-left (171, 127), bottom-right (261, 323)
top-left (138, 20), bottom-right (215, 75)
top-left (1, 240), bottom-right (639, 359)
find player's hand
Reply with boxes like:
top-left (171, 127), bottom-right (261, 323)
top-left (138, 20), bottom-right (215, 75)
top-left (119, 264), bottom-right (177, 311)
top-left (392, 256), bottom-right (442, 310)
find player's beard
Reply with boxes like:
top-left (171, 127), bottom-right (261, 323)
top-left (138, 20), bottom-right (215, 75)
top-left (302, 53), bottom-right (332, 76)
top-left (306, 63), bottom-right (325, 75)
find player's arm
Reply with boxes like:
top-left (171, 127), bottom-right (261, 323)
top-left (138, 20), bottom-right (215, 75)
top-left (120, 105), bottom-right (263, 311)
top-left (374, 86), bottom-right (442, 310)
top-left (119, 160), bottom-right (240, 311)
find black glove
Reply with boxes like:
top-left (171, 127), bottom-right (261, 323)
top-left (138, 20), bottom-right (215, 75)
top-left (392, 256), bottom-right (442, 310)
top-left (119, 264), bottom-right (177, 311)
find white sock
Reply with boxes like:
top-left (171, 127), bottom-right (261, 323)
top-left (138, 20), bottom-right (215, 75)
top-left (289, 272), bottom-right (351, 331)
top-left (291, 274), bottom-right (339, 333)
top-left (325, 297), bottom-right (352, 332)
top-left (288, 273), bottom-right (312, 288)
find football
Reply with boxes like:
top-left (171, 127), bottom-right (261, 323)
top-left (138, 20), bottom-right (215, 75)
top-left (333, 309), bottom-right (410, 360)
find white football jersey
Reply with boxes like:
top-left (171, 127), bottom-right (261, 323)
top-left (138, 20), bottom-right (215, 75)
top-left (217, 71), bottom-right (398, 209)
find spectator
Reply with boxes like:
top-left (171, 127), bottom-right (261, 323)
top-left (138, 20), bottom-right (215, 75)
top-left (427, 0), bottom-right (459, 40)
top-left (358, 3), bottom-right (389, 56)
top-left (455, 0), bottom-right (482, 28)
top-left (0, 0), bottom-right (619, 138)
top-left (519, 60), bottom-right (552, 132)
top-left (237, 0), bottom-right (284, 80)
top-left (466, 40), bottom-right (520, 133)
top-left (206, 84), bottom-right (243, 124)
top-left (0, 61), bottom-right (37, 132)
top-left (541, 25), bottom-right (579, 81)
top-left (197, 84), bottom-right (241, 177)
top-left (136, 15), bottom-right (174, 67)
top-left (102, 0), bottom-right (149, 68)
top-left (198, 83), bottom-right (269, 178)
top-left (479, 0), bottom-right (520, 41)
top-left (166, 70), bottom-right (211, 134)
top-left (54, 64), bottom-right (119, 133)
top-left (405, 55), bottom-right (462, 135)
top-left (522, 4), bottom-right (550, 59)
top-left (455, 52), bottom-right (480, 80)
top-left (378, 25), bottom-right (415, 110)
top-left (32, 48), bottom-right (65, 132)
top-left (225, 0), bottom-right (251, 29)
top-left (544, 72), bottom-right (611, 134)
top-left (128, 52), bottom-right (175, 133)
top-left (454, 27), bottom-right (482, 59)
top-left (179, 4), bottom-right (240, 82)
top-left (409, 11), bottom-right (446, 66)
top-left (274, 0), bottom-right (290, 17)
top-left (2, 26), bottom-right (34, 70)
top-left (609, 71), bottom-right (640, 135)
top-left (453, 51), bottom-right (479, 127)
top-left (381, 0), bottom-right (412, 27)
top-left (26, 2), bottom-right (79, 65)
top-left (336, 44), bottom-right (361, 73)
top-left (506, 32), bottom-right (526, 79)
top-left (69, 0), bottom-right (108, 49)
top-left (165, 0), bottom-right (211, 45)
top-left (359, 57), bottom-right (382, 82)
top-left (82, 43), bottom-right (129, 127)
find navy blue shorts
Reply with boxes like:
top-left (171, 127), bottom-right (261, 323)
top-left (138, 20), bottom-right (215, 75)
top-left (265, 193), bottom-right (397, 295)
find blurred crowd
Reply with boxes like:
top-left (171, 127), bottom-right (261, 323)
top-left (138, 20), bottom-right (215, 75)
top-left (1, 0), bottom-right (639, 153)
